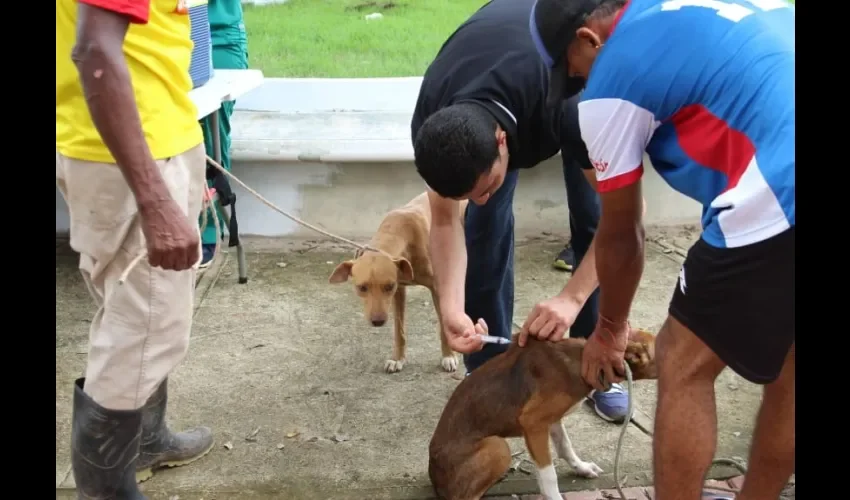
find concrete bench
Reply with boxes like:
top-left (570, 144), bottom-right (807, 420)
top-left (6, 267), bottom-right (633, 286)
top-left (57, 78), bottom-right (700, 240)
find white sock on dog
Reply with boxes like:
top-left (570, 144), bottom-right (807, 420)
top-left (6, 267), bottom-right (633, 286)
top-left (536, 463), bottom-right (561, 500)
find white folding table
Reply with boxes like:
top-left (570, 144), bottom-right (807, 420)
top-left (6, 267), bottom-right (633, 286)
top-left (189, 69), bottom-right (265, 283)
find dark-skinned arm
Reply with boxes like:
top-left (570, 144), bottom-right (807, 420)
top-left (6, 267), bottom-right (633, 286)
top-left (577, 97), bottom-right (656, 334)
top-left (71, 1), bottom-right (174, 210)
top-left (595, 181), bottom-right (645, 326)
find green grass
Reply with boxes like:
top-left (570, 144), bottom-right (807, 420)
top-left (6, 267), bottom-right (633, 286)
top-left (243, 0), bottom-right (795, 78)
top-left (242, 0), bottom-right (487, 78)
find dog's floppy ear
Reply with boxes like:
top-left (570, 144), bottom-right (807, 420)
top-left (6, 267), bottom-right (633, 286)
top-left (624, 329), bottom-right (657, 380)
top-left (329, 261), bottom-right (355, 283)
top-left (628, 328), bottom-right (655, 345)
top-left (394, 257), bottom-right (414, 282)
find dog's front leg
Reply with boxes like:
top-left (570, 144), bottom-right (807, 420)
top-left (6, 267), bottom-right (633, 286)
top-left (430, 289), bottom-right (458, 372)
top-left (385, 286), bottom-right (407, 373)
top-left (549, 420), bottom-right (603, 478)
top-left (523, 427), bottom-right (562, 500)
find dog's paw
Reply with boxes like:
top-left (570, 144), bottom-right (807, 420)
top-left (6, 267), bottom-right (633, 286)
top-left (572, 461), bottom-right (603, 478)
top-left (385, 359), bottom-right (405, 373)
top-left (440, 355), bottom-right (458, 373)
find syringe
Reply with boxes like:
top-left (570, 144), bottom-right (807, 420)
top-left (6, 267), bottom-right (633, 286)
top-left (478, 335), bottom-right (512, 345)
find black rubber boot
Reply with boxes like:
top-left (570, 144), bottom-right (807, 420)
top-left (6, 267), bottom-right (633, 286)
top-left (136, 378), bottom-right (214, 483)
top-left (71, 378), bottom-right (147, 500)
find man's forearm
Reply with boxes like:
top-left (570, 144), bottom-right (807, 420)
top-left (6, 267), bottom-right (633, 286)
top-left (558, 236), bottom-right (598, 306)
top-left (72, 9), bottom-right (171, 209)
top-left (430, 221), bottom-right (467, 315)
top-left (595, 221), bottom-right (645, 326)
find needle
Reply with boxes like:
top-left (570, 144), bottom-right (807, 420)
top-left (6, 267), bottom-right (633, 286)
top-left (478, 335), bottom-right (511, 345)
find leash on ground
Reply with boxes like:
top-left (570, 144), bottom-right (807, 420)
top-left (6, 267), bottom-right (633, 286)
top-left (114, 155), bottom-right (392, 288)
top-left (511, 321), bottom-right (747, 500)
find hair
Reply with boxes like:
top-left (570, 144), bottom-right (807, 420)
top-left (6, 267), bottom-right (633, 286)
top-left (413, 103), bottom-right (500, 199)
top-left (588, 0), bottom-right (628, 22)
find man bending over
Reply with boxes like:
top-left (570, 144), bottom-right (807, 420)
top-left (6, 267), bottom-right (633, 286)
top-left (412, 0), bottom-right (630, 423)
top-left (530, 0), bottom-right (795, 497)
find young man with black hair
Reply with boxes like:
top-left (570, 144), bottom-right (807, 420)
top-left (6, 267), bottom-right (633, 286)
top-left (530, 0), bottom-right (795, 497)
top-left (411, 0), bottom-right (630, 424)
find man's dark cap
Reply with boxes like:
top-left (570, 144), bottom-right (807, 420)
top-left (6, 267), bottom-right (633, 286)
top-left (529, 0), bottom-right (602, 106)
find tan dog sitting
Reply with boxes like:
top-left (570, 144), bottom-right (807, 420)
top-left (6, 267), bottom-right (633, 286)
top-left (428, 329), bottom-right (658, 500)
top-left (329, 192), bottom-right (469, 374)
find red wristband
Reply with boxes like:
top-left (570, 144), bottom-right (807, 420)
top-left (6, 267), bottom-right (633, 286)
top-left (595, 315), bottom-right (629, 348)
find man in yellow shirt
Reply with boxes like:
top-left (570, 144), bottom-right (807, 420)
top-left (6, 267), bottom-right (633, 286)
top-left (56, 1), bottom-right (214, 496)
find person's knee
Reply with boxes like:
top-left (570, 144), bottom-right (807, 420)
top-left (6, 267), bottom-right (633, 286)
top-left (657, 316), bottom-right (726, 385)
top-left (764, 342), bottom-right (795, 402)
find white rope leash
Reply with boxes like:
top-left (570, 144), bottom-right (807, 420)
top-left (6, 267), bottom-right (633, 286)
top-left (203, 155), bottom-right (388, 256)
top-left (116, 184), bottom-right (220, 286)
top-left (114, 154), bottom-right (391, 287)
top-left (613, 363), bottom-right (632, 500)
top-left (613, 365), bottom-right (748, 500)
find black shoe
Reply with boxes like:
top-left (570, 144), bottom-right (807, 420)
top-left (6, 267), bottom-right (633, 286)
top-left (135, 378), bottom-right (214, 483)
top-left (553, 244), bottom-right (576, 272)
top-left (71, 378), bottom-right (147, 499)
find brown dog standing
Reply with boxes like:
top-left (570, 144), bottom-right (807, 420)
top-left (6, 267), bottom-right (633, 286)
top-left (329, 192), bottom-right (469, 374)
top-left (428, 329), bottom-right (658, 500)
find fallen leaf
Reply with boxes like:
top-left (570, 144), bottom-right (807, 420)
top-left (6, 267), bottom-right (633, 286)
top-left (331, 434), bottom-right (349, 443)
top-left (223, 441), bottom-right (233, 450)
top-left (517, 460), bottom-right (534, 475)
top-left (246, 427), bottom-right (261, 442)
top-left (285, 431), bottom-right (300, 438)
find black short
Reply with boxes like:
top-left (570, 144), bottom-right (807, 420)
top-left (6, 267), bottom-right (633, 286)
top-left (668, 227), bottom-right (795, 385)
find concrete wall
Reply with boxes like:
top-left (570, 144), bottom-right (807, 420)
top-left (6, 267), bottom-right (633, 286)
top-left (55, 78), bottom-right (701, 239)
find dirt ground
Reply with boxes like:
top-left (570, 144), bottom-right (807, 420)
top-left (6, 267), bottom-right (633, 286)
top-left (55, 227), bottom-right (767, 499)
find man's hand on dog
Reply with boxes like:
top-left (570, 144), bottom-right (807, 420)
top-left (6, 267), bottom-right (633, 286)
top-left (582, 322), bottom-right (630, 391)
top-left (443, 314), bottom-right (487, 354)
top-left (518, 295), bottom-right (583, 347)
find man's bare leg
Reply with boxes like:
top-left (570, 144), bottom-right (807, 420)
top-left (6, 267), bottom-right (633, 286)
top-left (653, 316), bottom-right (726, 500)
top-left (736, 343), bottom-right (795, 500)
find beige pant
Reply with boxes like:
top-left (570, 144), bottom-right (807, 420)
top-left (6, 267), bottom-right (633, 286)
top-left (56, 144), bottom-right (206, 411)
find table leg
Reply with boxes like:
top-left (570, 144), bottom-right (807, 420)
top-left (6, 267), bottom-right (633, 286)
top-left (210, 109), bottom-right (248, 284)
